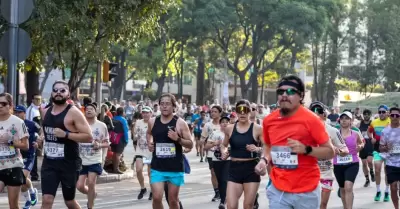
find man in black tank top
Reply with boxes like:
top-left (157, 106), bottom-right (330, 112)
top-left (147, 93), bottom-right (193, 209)
top-left (221, 99), bottom-right (263, 209)
top-left (40, 80), bottom-right (93, 209)
top-left (358, 109), bottom-right (375, 187)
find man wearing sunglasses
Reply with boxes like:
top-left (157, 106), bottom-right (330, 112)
top-left (257, 75), bottom-right (335, 209)
top-left (380, 107), bottom-right (400, 209)
top-left (368, 104), bottom-right (391, 202)
top-left (40, 80), bottom-right (93, 209)
top-left (358, 109), bottom-right (375, 187)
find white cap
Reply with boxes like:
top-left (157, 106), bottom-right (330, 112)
top-left (340, 111), bottom-right (353, 119)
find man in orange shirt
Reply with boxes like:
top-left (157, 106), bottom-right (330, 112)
top-left (255, 75), bottom-right (335, 209)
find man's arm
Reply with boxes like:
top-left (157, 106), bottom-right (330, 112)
top-left (13, 121), bottom-right (29, 150)
top-left (146, 118), bottom-right (155, 144)
top-left (69, 108), bottom-right (93, 143)
top-left (177, 119), bottom-right (193, 149)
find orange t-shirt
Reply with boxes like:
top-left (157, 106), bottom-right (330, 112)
top-left (263, 106), bottom-right (329, 193)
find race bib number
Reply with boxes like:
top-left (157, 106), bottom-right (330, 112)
top-left (390, 145), bottom-right (400, 154)
top-left (44, 142), bottom-right (64, 159)
top-left (80, 143), bottom-right (95, 156)
top-left (0, 144), bottom-right (15, 158)
top-left (186, 120), bottom-right (192, 125)
top-left (336, 155), bottom-right (353, 164)
top-left (362, 131), bottom-right (369, 139)
top-left (271, 146), bottom-right (298, 169)
top-left (156, 143), bottom-right (176, 158)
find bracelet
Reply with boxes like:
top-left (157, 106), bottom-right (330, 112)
top-left (261, 157), bottom-right (268, 164)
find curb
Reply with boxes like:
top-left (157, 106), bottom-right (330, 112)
top-left (30, 170), bottom-right (135, 190)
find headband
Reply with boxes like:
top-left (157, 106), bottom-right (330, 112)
top-left (278, 81), bottom-right (302, 91)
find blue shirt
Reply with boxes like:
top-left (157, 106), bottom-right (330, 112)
top-left (114, 116), bottom-right (129, 143)
top-left (21, 119), bottom-right (41, 158)
top-left (193, 115), bottom-right (203, 133)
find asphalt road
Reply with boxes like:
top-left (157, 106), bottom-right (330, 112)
top-left (0, 139), bottom-right (394, 209)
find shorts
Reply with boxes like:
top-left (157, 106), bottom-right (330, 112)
top-left (150, 169), bottom-right (184, 187)
top-left (359, 139), bottom-right (373, 159)
top-left (373, 151), bottom-right (383, 161)
top-left (134, 155), bottom-right (152, 165)
top-left (320, 179), bottom-right (333, 192)
top-left (194, 132), bottom-right (201, 139)
top-left (111, 139), bottom-right (127, 154)
top-left (386, 165), bottom-right (400, 184)
top-left (41, 166), bottom-right (78, 201)
top-left (267, 182), bottom-right (321, 209)
top-left (23, 156), bottom-right (35, 172)
top-left (80, 163), bottom-right (102, 176)
top-left (228, 160), bottom-right (260, 184)
top-left (207, 157), bottom-right (213, 170)
top-left (0, 167), bottom-right (25, 186)
top-left (333, 163), bottom-right (359, 188)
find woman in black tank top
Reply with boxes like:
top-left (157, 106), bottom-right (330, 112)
top-left (221, 99), bottom-right (263, 209)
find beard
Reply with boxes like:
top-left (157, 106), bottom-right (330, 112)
top-left (52, 95), bottom-right (67, 105)
top-left (280, 108), bottom-right (291, 116)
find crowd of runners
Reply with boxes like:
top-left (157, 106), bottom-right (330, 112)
top-left (0, 75), bottom-right (399, 209)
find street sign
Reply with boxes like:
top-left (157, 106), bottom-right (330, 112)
top-left (0, 28), bottom-right (32, 62)
top-left (1, 0), bottom-right (34, 24)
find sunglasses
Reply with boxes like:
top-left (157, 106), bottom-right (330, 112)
top-left (313, 107), bottom-right (324, 114)
top-left (251, 108), bottom-right (256, 111)
top-left (276, 88), bottom-right (299, 96)
top-left (236, 106), bottom-right (251, 114)
top-left (378, 111), bottom-right (387, 114)
top-left (52, 88), bottom-right (67, 93)
top-left (390, 113), bottom-right (400, 118)
top-left (0, 102), bottom-right (8, 107)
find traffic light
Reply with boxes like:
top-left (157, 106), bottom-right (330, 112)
top-left (102, 60), bottom-right (119, 82)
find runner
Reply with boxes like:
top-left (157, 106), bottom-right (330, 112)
top-left (76, 103), bottom-right (109, 209)
top-left (368, 104), bottom-right (391, 202)
top-left (309, 102), bottom-right (348, 209)
top-left (221, 99), bottom-right (263, 209)
top-left (132, 106), bottom-right (153, 200)
top-left (256, 75), bottom-right (335, 209)
top-left (202, 105), bottom-right (225, 204)
top-left (334, 111), bottom-right (363, 209)
top-left (40, 80), bottom-right (93, 209)
top-left (358, 109), bottom-right (375, 187)
top-left (0, 93), bottom-right (29, 209)
top-left (14, 105), bottom-right (41, 209)
top-left (193, 111), bottom-right (206, 162)
top-left (147, 93), bottom-right (193, 209)
top-left (380, 107), bottom-right (400, 209)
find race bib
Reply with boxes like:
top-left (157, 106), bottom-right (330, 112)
top-left (0, 144), bottom-right (16, 158)
top-left (44, 142), bottom-right (64, 159)
top-left (156, 143), bottom-right (176, 158)
top-left (80, 143), bottom-right (96, 156)
top-left (186, 120), bottom-right (192, 125)
top-left (390, 145), bottom-right (400, 154)
top-left (362, 131), bottom-right (369, 139)
top-left (336, 155), bottom-right (353, 164)
top-left (271, 146), bottom-right (298, 169)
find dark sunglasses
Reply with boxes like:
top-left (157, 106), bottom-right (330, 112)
top-left (378, 111), bottom-right (387, 114)
top-left (52, 88), bottom-right (67, 93)
top-left (276, 88), bottom-right (299, 96)
top-left (0, 102), bottom-right (8, 107)
top-left (313, 107), bottom-right (324, 114)
top-left (236, 106), bottom-right (251, 114)
top-left (251, 108), bottom-right (256, 111)
top-left (390, 113), bottom-right (400, 118)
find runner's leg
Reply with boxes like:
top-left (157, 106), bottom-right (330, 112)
top-left (151, 182), bottom-right (165, 209)
top-left (136, 157), bottom-right (147, 199)
top-left (243, 182), bottom-right (259, 209)
top-left (7, 186), bottom-right (21, 209)
top-left (167, 183), bottom-right (181, 209)
top-left (226, 182), bottom-right (244, 209)
top-left (87, 172), bottom-right (98, 209)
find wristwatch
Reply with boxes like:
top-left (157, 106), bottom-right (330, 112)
top-left (65, 131), bottom-right (70, 139)
top-left (305, 146), bottom-right (313, 155)
top-left (261, 157), bottom-right (268, 165)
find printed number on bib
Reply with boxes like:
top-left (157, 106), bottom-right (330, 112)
top-left (391, 145), bottom-right (400, 154)
top-left (271, 146), bottom-right (298, 169)
top-left (80, 143), bottom-right (95, 156)
top-left (362, 131), bottom-right (369, 139)
top-left (156, 143), bottom-right (176, 158)
top-left (0, 144), bottom-right (15, 158)
top-left (44, 142), bottom-right (64, 158)
top-left (336, 155), bottom-right (353, 164)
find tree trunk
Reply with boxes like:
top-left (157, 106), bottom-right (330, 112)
top-left (326, 18), bottom-right (340, 106)
top-left (250, 67), bottom-right (258, 102)
top-left (238, 71), bottom-right (248, 99)
top-left (195, 52), bottom-right (205, 105)
top-left (312, 42), bottom-right (319, 101)
top-left (26, 67), bottom-right (40, 106)
top-left (155, 75), bottom-right (166, 98)
top-left (233, 74), bottom-right (237, 101)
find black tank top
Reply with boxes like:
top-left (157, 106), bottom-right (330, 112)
top-left (229, 123), bottom-right (258, 158)
top-left (151, 115), bottom-right (183, 172)
top-left (359, 120), bottom-right (371, 138)
top-left (42, 104), bottom-right (81, 171)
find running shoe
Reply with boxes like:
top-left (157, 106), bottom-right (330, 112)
top-left (211, 192), bottom-right (220, 201)
top-left (370, 172), bottom-right (375, 182)
top-left (23, 201), bottom-right (31, 209)
top-left (30, 188), bottom-right (38, 206)
top-left (364, 179), bottom-right (370, 187)
top-left (148, 192), bottom-right (153, 200)
top-left (374, 191), bottom-right (381, 201)
top-left (138, 188), bottom-right (147, 200)
top-left (218, 203), bottom-right (225, 209)
top-left (384, 192), bottom-right (390, 202)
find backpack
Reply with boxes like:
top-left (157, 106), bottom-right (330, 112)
top-left (109, 119), bottom-right (124, 145)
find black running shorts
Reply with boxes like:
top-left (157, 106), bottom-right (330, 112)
top-left (333, 163), bottom-right (359, 188)
top-left (111, 139), bottom-right (127, 154)
top-left (0, 167), bottom-right (25, 186)
top-left (386, 165), bottom-right (400, 184)
top-left (228, 160), bottom-right (260, 184)
top-left (41, 166), bottom-right (78, 201)
top-left (359, 138), bottom-right (373, 159)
